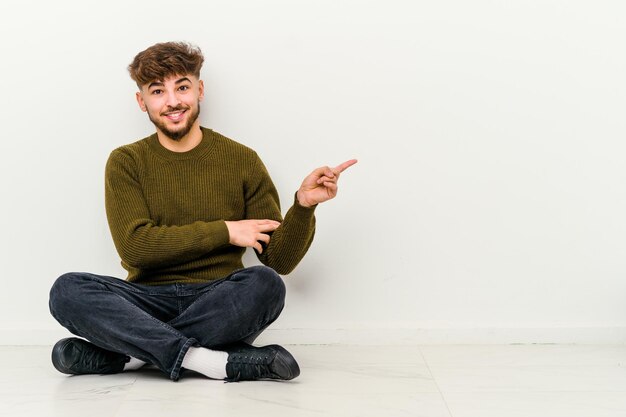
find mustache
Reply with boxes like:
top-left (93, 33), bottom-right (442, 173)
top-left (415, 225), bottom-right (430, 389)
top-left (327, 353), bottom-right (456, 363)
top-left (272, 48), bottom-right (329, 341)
top-left (161, 105), bottom-right (189, 115)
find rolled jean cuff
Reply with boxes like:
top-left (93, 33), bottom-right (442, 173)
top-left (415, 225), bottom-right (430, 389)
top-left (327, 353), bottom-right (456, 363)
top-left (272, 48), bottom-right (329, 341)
top-left (170, 337), bottom-right (198, 381)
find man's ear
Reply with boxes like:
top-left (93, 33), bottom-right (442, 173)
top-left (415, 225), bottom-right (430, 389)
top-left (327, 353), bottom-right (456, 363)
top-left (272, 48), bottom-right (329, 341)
top-left (136, 91), bottom-right (147, 112)
top-left (198, 79), bottom-right (205, 101)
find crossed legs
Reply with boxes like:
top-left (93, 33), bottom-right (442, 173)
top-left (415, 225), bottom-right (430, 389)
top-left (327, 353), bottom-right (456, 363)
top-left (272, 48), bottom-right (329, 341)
top-left (49, 265), bottom-right (286, 381)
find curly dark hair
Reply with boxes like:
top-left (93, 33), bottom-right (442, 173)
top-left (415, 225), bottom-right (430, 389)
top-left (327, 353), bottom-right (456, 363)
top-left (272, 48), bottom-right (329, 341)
top-left (128, 41), bottom-right (204, 87)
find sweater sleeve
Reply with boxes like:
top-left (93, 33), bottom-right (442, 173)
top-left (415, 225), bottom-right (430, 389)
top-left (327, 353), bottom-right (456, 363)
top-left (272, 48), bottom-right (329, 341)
top-left (105, 149), bottom-right (231, 269)
top-left (245, 154), bottom-right (316, 274)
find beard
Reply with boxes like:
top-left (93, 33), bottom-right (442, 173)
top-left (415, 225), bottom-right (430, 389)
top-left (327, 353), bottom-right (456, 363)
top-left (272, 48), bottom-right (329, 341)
top-left (148, 102), bottom-right (201, 141)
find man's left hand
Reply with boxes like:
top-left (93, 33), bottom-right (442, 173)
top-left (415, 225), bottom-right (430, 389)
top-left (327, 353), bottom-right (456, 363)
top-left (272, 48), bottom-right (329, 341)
top-left (296, 159), bottom-right (358, 208)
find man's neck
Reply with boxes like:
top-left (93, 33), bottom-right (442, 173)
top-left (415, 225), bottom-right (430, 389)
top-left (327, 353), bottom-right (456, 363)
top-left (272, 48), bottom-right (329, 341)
top-left (156, 124), bottom-right (203, 153)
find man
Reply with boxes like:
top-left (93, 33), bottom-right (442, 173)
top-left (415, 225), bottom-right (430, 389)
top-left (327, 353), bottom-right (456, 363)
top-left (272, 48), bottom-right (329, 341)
top-left (48, 42), bottom-right (356, 382)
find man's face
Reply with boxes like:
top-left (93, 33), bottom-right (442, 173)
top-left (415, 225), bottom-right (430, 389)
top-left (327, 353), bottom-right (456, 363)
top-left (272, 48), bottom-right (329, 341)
top-left (136, 74), bottom-right (204, 141)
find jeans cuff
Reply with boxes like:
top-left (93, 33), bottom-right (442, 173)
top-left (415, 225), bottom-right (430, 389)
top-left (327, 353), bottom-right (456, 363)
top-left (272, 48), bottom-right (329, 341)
top-left (170, 337), bottom-right (198, 381)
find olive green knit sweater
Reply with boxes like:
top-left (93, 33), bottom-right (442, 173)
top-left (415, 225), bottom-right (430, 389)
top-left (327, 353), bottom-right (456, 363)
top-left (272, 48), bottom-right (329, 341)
top-left (105, 127), bottom-right (316, 285)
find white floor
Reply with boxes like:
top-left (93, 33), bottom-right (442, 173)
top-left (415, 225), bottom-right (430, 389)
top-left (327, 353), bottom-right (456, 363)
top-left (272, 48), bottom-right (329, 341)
top-left (2, 344), bottom-right (626, 417)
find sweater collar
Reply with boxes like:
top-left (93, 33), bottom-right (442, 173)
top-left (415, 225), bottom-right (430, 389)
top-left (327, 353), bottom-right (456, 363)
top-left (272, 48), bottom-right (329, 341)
top-left (147, 126), bottom-right (215, 161)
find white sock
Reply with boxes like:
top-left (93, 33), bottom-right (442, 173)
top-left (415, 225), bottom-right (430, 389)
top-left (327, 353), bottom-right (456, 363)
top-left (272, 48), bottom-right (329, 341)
top-left (123, 356), bottom-right (147, 371)
top-left (181, 347), bottom-right (228, 380)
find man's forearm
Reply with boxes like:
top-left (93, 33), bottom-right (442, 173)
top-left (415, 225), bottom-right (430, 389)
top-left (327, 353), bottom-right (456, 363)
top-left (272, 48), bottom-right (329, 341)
top-left (109, 218), bottom-right (230, 269)
top-left (256, 197), bottom-right (316, 274)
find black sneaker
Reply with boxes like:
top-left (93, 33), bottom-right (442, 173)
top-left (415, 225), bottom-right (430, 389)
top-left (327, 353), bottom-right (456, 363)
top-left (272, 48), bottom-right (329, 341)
top-left (225, 343), bottom-right (300, 382)
top-left (51, 338), bottom-right (128, 375)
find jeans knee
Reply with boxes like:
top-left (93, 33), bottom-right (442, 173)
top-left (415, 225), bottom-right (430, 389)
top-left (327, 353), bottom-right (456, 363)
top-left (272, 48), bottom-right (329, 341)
top-left (248, 266), bottom-right (286, 304)
top-left (49, 272), bottom-right (84, 320)
top-left (50, 273), bottom-right (73, 306)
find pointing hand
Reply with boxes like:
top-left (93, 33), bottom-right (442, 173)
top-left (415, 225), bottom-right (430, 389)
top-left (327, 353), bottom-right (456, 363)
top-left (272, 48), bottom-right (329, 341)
top-left (296, 159), bottom-right (358, 207)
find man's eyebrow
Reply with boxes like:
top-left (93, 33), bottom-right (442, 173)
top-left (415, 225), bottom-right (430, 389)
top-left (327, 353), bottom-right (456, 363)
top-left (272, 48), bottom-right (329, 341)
top-left (147, 81), bottom-right (164, 89)
top-left (147, 77), bottom-right (191, 89)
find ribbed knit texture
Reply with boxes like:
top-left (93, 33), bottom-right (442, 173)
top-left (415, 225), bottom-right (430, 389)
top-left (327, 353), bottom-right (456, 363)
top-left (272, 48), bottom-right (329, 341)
top-left (105, 127), bottom-right (316, 285)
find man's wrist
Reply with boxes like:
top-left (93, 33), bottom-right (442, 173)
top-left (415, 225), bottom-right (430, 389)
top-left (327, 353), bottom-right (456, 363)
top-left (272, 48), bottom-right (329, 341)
top-left (295, 190), bottom-right (315, 208)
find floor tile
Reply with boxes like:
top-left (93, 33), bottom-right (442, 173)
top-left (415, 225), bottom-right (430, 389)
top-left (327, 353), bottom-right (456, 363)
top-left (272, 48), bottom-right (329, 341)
top-left (420, 344), bottom-right (626, 367)
top-left (429, 365), bottom-right (626, 393)
top-left (443, 391), bottom-right (626, 417)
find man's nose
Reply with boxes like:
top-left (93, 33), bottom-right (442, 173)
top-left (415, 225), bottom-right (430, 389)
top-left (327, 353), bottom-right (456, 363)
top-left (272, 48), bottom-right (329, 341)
top-left (165, 90), bottom-right (181, 108)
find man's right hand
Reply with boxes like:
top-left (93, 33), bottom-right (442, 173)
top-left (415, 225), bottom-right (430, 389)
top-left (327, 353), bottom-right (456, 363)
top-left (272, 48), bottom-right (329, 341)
top-left (224, 219), bottom-right (281, 254)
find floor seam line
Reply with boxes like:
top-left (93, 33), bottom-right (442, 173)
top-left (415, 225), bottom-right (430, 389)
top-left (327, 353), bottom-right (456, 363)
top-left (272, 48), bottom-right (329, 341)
top-left (418, 345), bottom-right (455, 417)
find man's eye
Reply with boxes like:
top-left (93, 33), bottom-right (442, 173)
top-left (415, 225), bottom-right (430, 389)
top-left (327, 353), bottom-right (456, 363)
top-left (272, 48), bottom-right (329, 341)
top-left (179, 85), bottom-right (189, 91)
top-left (151, 89), bottom-right (162, 95)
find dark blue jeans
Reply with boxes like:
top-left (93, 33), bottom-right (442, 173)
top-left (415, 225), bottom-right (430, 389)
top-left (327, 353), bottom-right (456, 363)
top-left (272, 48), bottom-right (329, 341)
top-left (49, 265), bottom-right (286, 381)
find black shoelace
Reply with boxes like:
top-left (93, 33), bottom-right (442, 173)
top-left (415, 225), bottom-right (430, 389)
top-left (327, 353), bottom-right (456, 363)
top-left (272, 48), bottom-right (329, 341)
top-left (224, 355), bottom-right (273, 382)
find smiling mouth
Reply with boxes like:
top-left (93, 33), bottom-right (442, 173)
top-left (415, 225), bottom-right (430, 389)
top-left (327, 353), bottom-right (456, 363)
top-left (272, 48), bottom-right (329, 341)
top-left (163, 109), bottom-right (187, 121)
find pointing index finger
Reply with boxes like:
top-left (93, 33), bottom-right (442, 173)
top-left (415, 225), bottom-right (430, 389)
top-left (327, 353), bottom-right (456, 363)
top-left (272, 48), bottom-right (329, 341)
top-left (334, 159), bottom-right (358, 173)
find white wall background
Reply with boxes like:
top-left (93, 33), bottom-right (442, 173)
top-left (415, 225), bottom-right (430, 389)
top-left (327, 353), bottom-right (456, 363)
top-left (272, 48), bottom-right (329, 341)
top-left (0, 0), bottom-right (625, 344)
